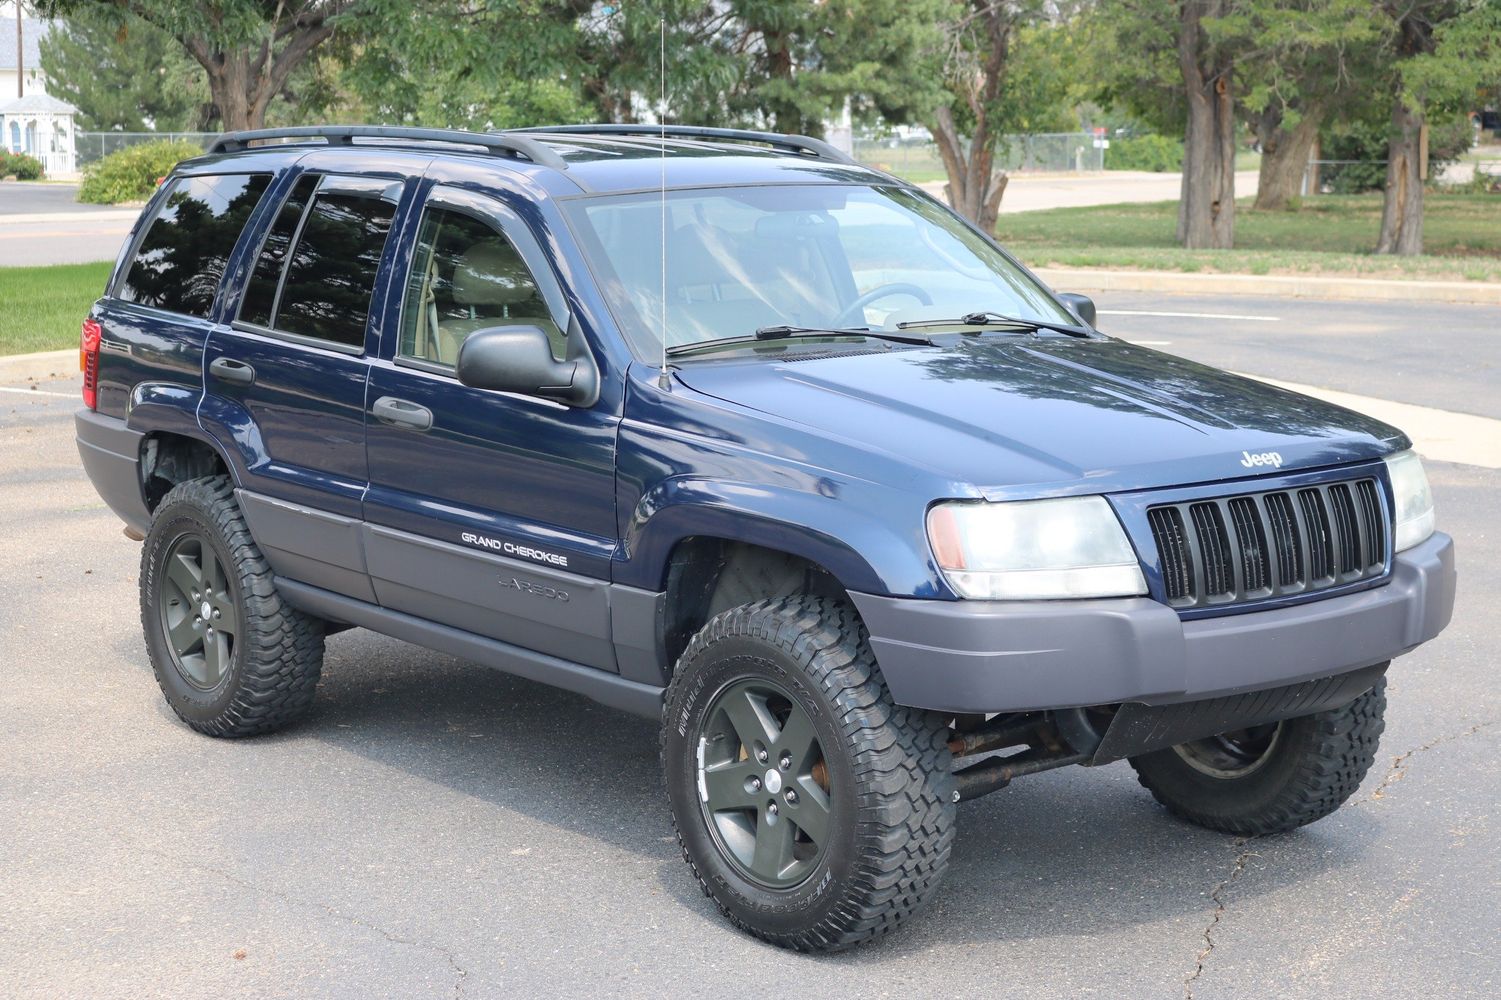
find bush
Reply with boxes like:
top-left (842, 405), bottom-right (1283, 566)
top-left (1320, 113), bottom-right (1474, 194)
top-left (0, 151), bottom-right (45, 180)
top-left (77, 139), bottom-right (205, 204)
top-left (1104, 133), bottom-right (1183, 172)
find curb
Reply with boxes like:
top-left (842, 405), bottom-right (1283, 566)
top-left (0, 349), bottom-right (78, 385)
top-left (1032, 267), bottom-right (1501, 306)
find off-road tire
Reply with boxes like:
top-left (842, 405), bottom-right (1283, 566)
top-left (661, 596), bottom-right (955, 952)
top-left (1129, 675), bottom-right (1387, 835)
top-left (140, 475), bottom-right (324, 737)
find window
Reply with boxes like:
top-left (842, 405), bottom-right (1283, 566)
top-left (239, 173), bottom-right (319, 328)
top-left (397, 206), bottom-right (564, 368)
top-left (567, 184), bottom-right (1075, 359)
top-left (236, 177), bottom-right (396, 350)
top-left (117, 173), bottom-right (272, 318)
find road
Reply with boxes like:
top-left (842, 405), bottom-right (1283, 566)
top-left (920, 169), bottom-right (1261, 214)
top-left (1, 293), bottom-right (1497, 999)
top-left (0, 182), bottom-right (137, 267)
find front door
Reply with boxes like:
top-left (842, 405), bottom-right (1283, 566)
top-left (202, 169), bottom-right (405, 602)
top-left (362, 185), bottom-right (621, 670)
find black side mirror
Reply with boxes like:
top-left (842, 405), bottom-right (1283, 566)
top-left (456, 325), bottom-right (598, 406)
top-left (1057, 292), bottom-right (1097, 327)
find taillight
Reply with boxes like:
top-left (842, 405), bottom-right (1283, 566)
top-left (80, 318), bottom-right (102, 410)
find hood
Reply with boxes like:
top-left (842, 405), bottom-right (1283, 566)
top-left (672, 337), bottom-right (1407, 498)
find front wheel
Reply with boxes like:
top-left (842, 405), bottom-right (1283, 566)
top-left (662, 596), bottom-right (955, 952)
top-left (1129, 674), bottom-right (1387, 835)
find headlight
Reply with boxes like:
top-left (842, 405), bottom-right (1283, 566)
top-left (926, 495), bottom-right (1146, 600)
top-left (1383, 449), bottom-right (1435, 552)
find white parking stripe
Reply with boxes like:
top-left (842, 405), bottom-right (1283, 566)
top-left (1234, 372), bottom-right (1501, 469)
top-left (0, 385), bottom-right (75, 399)
top-left (1100, 309), bottom-right (1280, 322)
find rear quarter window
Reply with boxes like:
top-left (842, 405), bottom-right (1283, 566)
top-left (116, 173), bottom-right (273, 318)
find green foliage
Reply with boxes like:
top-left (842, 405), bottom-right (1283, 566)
top-left (0, 262), bottom-right (114, 356)
top-left (1105, 134), bottom-right (1184, 172)
top-left (1321, 112), bottom-right (1476, 193)
top-left (76, 140), bottom-right (205, 205)
top-left (0, 152), bottom-right (46, 180)
top-left (39, 7), bottom-right (209, 131)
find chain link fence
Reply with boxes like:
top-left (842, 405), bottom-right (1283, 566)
top-left (853, 132), bottom-right (1105, 183)
top-left (75, 132), bottom-right (218, 167)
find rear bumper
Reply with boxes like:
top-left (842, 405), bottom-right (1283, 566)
top-left (75, 409), bottom-right (150, 535)
top-left (851, 531), bottom-right (1456, 714)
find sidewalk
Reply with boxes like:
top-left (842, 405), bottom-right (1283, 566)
top-left (919, 169), bottom-right (1261, 213)
top-left (1034, 267), bottom-right (1501, 306)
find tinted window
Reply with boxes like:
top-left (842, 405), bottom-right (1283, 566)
top-left (117, 173), bottom-right (272, 318)
top-left (398, 206), bottom-right (564, 367)
top-left (239, 173), bottom-right (320, 328)
top-left (274, 192), bottom-right (396, 349)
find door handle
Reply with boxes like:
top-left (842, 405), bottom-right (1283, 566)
top-left (209, 357), bottom-right (255, 385)
top-left (371, 395), bottom-right (433, 431)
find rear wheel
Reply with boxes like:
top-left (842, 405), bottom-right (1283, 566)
top-left (140, 476), bottom-right (325, 737)
top-left (1129, 674), bottom-right (1387, 835)
top-left (662, 596), bottom-right (955, 951)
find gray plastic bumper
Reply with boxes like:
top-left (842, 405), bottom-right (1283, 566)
top-left (75, 409), bottom-right (150, 535)
top-left (851, 531), bottom-right (1455, 714)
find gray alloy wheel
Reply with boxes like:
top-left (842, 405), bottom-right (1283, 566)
top-left (695, 676), bottom-right (833, 889)
top-left (157, 532), bottom-right (239, 691)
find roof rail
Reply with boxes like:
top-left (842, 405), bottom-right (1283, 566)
top-left (509, 124), bottom-right (859, 166)
top-left (208, 125), bottom-right (569, 171)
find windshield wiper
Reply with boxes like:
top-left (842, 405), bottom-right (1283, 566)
top-left (896, 310), bottom-right (1089, 337)
top-left (665, 325), bottom-right (932, 359)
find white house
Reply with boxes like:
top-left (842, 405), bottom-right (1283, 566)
top-left (1, 92), bottom-right (79, 176)
top-left (0, 15), bottom-right (48, 101)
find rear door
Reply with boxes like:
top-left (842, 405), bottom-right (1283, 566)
top-left (362, 184), bottom-right (621, 669)
top-left (200, 169), bottom-right (406, 602)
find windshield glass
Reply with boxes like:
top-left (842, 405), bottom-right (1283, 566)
top-left (566, 184), bottom-right (1076, 359)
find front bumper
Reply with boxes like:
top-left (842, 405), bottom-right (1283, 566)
top-left (851, 531), bottom-right (1456, 714)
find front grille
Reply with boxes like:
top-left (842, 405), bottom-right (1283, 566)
top-left (1146, 477), bottom-right (1388, 611)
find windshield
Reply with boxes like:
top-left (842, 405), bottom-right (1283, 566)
top-left (565, 184), bottom-right (1076, 360)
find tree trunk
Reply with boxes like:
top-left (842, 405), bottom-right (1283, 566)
top-left (929, 106), bottom-right (1008, 232)
top-left (1375, 99), bottom-right (1424, 255)
top-left (1252, 107), bottom-right (1321, 211)
top-left (1177, 1), bottom-right (1235, 249)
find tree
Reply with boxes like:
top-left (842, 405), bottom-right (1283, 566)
top-left (1091, 0), bottom-right (1238, 248)
top-left (38, 0), bottom-right (372, 131)
top-left (926, 2), bottom-right (1077, 232)
top-left (1235, 0), bottom-right (1384, 211)
top-left (39, 7), bottom-right (209, 131)
top-left (1374, 0), bottom-right (1501, 255)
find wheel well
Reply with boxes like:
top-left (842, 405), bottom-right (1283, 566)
top-left (140, 433), bottom-right (230, 511)
top-left (661, 538), bottom-right (851, 668)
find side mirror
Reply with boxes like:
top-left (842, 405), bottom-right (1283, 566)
top-left (456, 325), bottom-right (597, 406)
top-left (1056, 292), bottom-right (1097, 327)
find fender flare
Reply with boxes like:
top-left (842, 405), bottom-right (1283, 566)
top-left (616, 476), bottom-right (945, 598)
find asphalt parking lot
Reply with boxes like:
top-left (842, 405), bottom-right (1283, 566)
top-left (1, 293), bottom-right (1496, 999)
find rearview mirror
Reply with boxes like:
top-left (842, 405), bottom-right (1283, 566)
top-left (456, 325), bottom-right (597, 406)
top-left (1056, 292), bottom-right (1096, 327)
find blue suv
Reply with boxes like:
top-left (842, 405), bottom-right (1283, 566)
top-left (75, 125), bottom-right (1456, 951)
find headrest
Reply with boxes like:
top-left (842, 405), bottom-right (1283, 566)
top-left (452, 240), bottom-right (535, 306)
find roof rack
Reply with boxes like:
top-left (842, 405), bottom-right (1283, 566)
top-left (509, 124), bottom-right (859, 166)
top-left (208, 125), bottom-right (569, 171)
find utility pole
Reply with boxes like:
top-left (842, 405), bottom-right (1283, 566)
top-left (15, 1), bottom-right (24, 98)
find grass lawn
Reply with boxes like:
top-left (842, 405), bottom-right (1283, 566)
top-left (0, 261), bottom-right (113, 355)
top-left (995, 191), bottom-right (1501, 281)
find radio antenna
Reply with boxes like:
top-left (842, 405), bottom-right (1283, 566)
top-left (656, 11), bottom-right (670, 390)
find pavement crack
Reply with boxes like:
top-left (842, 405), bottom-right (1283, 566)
top-left (127, 842), bottom-right (469, 997)
top-left (1184, 837), bottom-right (1258, 1000)
top-left (1366, 719), bottom-right (1499, 803)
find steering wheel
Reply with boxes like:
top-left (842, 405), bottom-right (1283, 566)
top-left (830, 283), bottom-right (933, 329)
